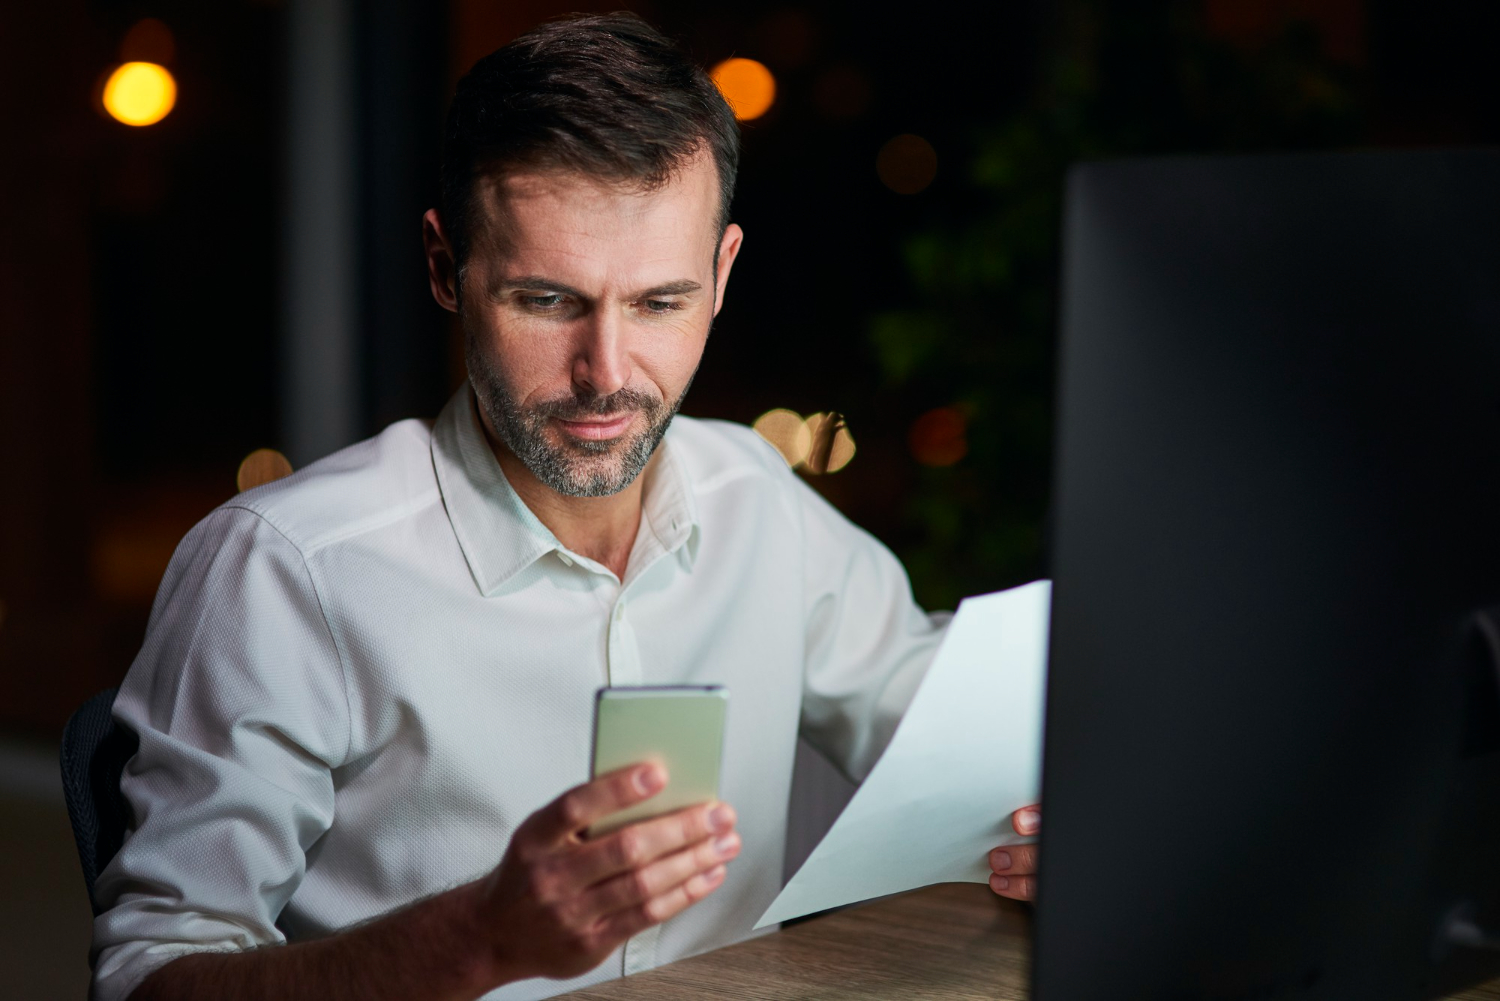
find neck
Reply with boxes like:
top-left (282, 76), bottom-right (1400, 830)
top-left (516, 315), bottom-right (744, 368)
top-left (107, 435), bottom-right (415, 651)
top-left (481, 420), bottom-right (647, 582)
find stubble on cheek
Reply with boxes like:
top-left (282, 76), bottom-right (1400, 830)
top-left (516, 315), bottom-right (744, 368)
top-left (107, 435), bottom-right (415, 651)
top-left (463, 327), bottom-right (681, 498)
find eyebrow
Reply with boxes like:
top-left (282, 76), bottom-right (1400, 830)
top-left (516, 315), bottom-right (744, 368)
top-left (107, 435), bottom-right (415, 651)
top-left (494, 276), bottom-right (704, 300)
top-left (637, 279), bottom-right (704, 297)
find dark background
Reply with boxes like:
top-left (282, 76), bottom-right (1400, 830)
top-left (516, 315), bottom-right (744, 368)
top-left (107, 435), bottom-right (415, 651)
top-left (2, 0), bottom-right (1497, 742)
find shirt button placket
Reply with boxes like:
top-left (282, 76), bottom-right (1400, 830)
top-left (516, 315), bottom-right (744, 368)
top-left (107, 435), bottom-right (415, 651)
top-left (609, 594), bottom-right (658, 973)
top-left (607, 597), bottom-right (642, 687)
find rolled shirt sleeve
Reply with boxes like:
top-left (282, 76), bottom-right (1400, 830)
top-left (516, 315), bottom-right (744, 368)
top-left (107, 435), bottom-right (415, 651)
top-left (91, 507), bottom-right (350, 1001)
top-left (795, 476), bottom-right (952, 784)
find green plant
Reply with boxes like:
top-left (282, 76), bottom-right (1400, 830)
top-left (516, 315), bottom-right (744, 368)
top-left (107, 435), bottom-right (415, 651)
top-left (872, 1), bottom-right (1364, 608)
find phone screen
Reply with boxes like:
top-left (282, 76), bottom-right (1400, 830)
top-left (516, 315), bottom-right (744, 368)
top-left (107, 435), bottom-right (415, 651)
top-left (588, 685), bottom-right (728, 838)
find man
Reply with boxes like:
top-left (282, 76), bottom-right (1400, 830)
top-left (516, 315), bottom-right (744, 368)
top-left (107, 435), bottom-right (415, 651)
top-left (92, 14), bottom-right (1039, 1001)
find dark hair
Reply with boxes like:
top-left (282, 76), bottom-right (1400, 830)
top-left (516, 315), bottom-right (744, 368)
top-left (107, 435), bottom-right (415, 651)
top-left (440, 12), bottom-right (740, 275)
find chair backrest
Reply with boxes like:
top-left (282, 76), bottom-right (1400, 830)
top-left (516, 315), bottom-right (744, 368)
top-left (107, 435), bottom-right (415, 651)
top-left (59, 687), bottom-right (139, 915)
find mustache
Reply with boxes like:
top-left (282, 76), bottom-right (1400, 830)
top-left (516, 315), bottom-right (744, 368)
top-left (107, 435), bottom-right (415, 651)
top-left (530, 387), bottom-right (661, 421)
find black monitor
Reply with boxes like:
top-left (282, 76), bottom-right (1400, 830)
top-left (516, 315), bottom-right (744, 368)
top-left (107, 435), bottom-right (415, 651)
top-left (1036, 149), bottom-right (1500, 1001)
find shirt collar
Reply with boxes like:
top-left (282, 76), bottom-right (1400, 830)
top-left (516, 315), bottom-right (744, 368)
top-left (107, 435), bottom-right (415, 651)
top-left (644, 422), bottom-right (702, 571)
top-left (431, 386), bottom-right (701, 596)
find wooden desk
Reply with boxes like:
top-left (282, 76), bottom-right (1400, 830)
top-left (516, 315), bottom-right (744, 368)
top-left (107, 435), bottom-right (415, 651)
top-left (556, 883), bottom-right (1500, 1001)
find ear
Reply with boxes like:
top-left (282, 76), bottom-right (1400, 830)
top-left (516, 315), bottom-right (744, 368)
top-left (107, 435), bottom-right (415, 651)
top-left (422, 208), bottom-right (459, 313)
top-left (712, 223), bottom-right (745, 318)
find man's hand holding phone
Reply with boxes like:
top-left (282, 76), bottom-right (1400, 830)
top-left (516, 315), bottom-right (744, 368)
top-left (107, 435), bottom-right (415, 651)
top-left (472, 764), bottom-right (740, 985)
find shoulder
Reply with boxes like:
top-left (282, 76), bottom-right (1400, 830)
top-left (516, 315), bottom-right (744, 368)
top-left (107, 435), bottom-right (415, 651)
top-left (666, 414), bottom-right (799, 494)
top-left (665, 415), bottom-right (833, 540)
top-left (220, 418), bottom-right (442, 555)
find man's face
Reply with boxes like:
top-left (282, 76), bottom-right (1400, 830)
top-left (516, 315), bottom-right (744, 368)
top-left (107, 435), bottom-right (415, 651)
top-left (446, 155), bottom-right (741, 498)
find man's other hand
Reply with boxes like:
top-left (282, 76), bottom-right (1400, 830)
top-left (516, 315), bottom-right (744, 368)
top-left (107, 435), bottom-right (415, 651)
top-left (988, 804), bottom-right (1040, 901)
top-left (474, 764), bottom-right (740, 983)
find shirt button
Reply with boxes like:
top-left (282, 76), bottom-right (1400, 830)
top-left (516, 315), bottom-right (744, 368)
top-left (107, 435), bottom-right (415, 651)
top-left (613, 603), bottom-right (625, 622)
top-left (558, 553), bottom-right (573, 567)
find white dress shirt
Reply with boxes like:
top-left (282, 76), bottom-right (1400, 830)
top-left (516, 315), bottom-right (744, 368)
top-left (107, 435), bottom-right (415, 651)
top-left (91, 387), bottom-right (949, 1001)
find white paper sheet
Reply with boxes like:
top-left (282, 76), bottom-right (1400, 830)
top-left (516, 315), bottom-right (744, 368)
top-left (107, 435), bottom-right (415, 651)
top-left (755, 579), bottom-right (1050, 927)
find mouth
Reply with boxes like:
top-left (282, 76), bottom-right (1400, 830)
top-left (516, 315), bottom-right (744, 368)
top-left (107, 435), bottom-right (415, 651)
top-left (553, 413), bottom-right (637, 441)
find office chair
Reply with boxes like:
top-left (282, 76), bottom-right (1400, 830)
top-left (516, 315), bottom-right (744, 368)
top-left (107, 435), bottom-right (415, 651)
top-left (59, 687), bottom-right (138, 916)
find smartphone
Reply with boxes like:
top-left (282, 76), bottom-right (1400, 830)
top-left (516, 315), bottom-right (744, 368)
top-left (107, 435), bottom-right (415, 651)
top-left (588, 685), bottom-right (729, 838)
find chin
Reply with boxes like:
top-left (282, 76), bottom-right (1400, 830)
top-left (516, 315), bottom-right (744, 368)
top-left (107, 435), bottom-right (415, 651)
top-left (554, 432), bottom-right (627, 457)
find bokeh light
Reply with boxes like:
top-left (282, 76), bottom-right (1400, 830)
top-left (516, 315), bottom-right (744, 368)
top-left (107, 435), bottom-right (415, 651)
top-left (753, 409), bottom-right (855, 473)
top-left (813, 64), bottom-right (872, 120)
top-left (237, 448), bottom-right (294, 492)
top-left (120, 18), bottom-right (176, 65)
top-left (753, 408), bottom-right (812, 466)
top-left (102, 61), bottom-right (178, 126)
top-left (90, 525), bottom-right (181, 604)
top-left (877, 134), bottom-right (938, 194)
top-left (908, 406), bottom-right (968, 466)
top-left (711, 57), bottom-right (777, 121)
top-left (803, 412), bottom-right (856, 474)
top-left (754, 10), bottom-right (815, 68)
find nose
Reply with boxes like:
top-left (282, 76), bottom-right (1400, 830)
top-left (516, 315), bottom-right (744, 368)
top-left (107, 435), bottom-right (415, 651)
top-left (571, 307), bottom-right (631, 399)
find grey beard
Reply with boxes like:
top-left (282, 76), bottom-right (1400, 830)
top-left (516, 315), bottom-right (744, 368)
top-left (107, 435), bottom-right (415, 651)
top-left (467, 337), bottom-right (690, 498)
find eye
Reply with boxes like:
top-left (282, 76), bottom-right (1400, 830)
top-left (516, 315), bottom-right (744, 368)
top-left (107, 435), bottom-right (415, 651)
top-left (520, 293), bottom-right (566, 311)
top-left (642, 299), bottom-right (681, 314)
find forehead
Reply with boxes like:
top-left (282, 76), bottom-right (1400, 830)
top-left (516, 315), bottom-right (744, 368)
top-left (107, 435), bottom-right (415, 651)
top-left (470, 156), bottom-right (720, 282)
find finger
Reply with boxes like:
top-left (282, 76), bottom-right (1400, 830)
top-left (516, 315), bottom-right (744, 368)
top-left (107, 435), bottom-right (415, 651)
top-left (528, 764), bottom-right (667, 846)
top-left (988, 843), bottom-right (1039, 875)
top-left (581, 829), bottom-right (741, 920)
top-left (595, 863), bottom-right (728, 941)
top-left (990, 872), bottom-right (1036, 901)
top-left (571, 800), bottom-right (737, 887)
top-left (1012, 804), bottom-right (1041, 836)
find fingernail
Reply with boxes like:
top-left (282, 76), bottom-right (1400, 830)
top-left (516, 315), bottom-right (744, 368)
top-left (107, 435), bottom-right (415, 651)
top-left (705, 865), bottom-right (726, 884)
top-left (1018, 808), bottom-right (1040, 834)
top-left (993, 875), bottom-right (1010, 892)
top-left (714, 833), bottom-right (739, 858)
top-left (635, 765), bottom-right (664, 795)
top-left (709, 805), bottom-right (734, 832)
top-left (992, 850), bottom-right (1012, 872)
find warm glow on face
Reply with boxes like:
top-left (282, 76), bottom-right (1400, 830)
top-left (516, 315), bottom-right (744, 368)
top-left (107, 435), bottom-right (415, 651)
top-left (753, 408), bottom-right (812, 466)
top-left (237, 448), bottom-right (294, 492)
top-left (711, 57), bottom-right (776, 121)
top-left (102, 61), bottom-right (177, 126)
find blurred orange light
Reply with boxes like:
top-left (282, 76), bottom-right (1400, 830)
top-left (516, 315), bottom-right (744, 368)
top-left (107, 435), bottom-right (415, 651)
top-left (90, 525), bottom-right (181, 605)
top-left (877, 134), bottom-right (938, 194)
top-left (237, 448), bottom-right (294, 493)
top-left (711, 57), bottom-right (776, 121)
top-left (120, 18), bottom-right (177, 65)
top-left (909, 407), bottom-right (967, 466)
top-left (102, 61), bottom-right (177, 126)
